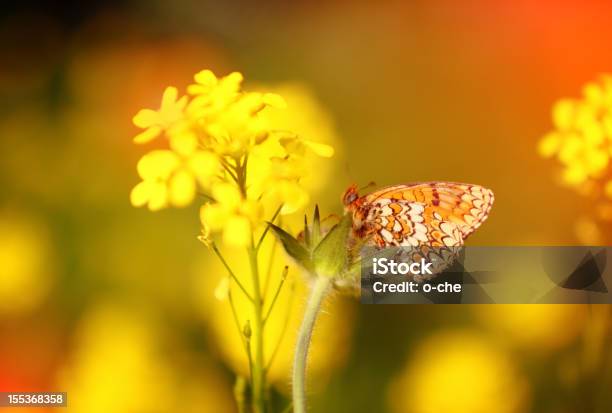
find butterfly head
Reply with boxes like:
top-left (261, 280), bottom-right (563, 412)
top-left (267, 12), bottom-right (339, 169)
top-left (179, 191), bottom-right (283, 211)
top-left (342, 184), bottom-right (360, 210)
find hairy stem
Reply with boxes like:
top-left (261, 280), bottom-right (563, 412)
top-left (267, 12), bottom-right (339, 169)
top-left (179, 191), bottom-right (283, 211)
top-left (293, 276), bottom-right (331, 413)
top-left (248, 244), bottom-right (266, 413)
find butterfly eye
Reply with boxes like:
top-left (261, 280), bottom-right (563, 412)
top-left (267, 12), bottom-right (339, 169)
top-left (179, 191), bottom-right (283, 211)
top-left (343, 192), bottom-right (358, 205)
top-left (342, 185), bottom-right (361, 206)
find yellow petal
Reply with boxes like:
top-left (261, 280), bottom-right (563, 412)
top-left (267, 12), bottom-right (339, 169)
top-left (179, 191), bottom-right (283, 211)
top-left (211, 182), bottom-right (242, 208)
top-left (224, 72), bottom-right (244, 87)
top-left (552, 99), bottom-right (575, 131)
top-left (189, 151), bottom-right (220, 185)
top-left (603, 115), bottom-right (612, 138)
top-left (263, 93), bottom-right (287, 109)
top-left (583, 82), bottom-right (604, 105)
top-left (147, 182), bottom-right (169, 211)
top-left (240, 200), bottom-right (263, 224)
top-left (303, 139), bottom-right (335, 157)
top-left (130, 181), bottom-right (151, 207)
top-left (558, 134), bottom-right (582, 165)
top-left (194, 70), bottom-right (218, 87)
top-left (277, 183), bottom-right (309, 214)
top-left (537, 133), bottom-right (561, 158)
top-left (563, 166), bottom-right (587, 185)
top-left (133, 126), bottom-right (162, 144)
top-left (584, 150), bottom-right (608, 174)
top-left (223, 216), bottom-right (252, 247)
top-left (169, 169), bottom-right (196, 207)
top-left (133, 109), bottom-right (159, 128)
top-left (214, 277), bottom-right (230, 301)
top-left (137, 151), bottom-right (180, 180)
top-left (161, 86), bottom-right (179, 109)
top-left (187, 84), bottom-right (208, 96)
top-left (200, 204), bottom-right (229, 230)
top-left (169, 132), bottom-right (198, 155)
top-left (583, 122), bottom-right (604, 145)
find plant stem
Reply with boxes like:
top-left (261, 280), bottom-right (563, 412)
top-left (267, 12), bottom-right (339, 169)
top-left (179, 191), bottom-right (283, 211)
top-left (293, 276), bottom-right (331, 413)
top-left (212, 242), bottom-right (254, 302)
top-left (248, 244), bottom-right (266, 413)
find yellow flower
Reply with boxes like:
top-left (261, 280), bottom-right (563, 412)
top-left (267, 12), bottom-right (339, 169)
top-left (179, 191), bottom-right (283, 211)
top-left (278, 134), bottom-right (334, 158)
top-left (131, 71), bottom-right (335, 220)
top-left (474, 305), bottom-right (587, 351)
top-left (200, 183), bottom-right (262, 247)
top-left (131, 147), bottom-right (220, 211)
top-left (539, 75), bottom-right (612, 190)
top-left (202, 92), bottom-right (272, 156)
top-left (0, 210), bottom-right (54, 315)
top-left (247, 133), bottom-right (334, 215)
top-left (258, 156), bottom-right (310, 214)
top-left (537, 76), bottom-right (612, 241)
top-left (60, 303), bottom-right (236, 413)
top-left (389, 330), bottom-right (529, 413)
top-left (255, 83), bottom-right (339, 197)
top-left (133, 87), bottom-right (188, 144)
top-left (187, 70), bottom-right (243, 114)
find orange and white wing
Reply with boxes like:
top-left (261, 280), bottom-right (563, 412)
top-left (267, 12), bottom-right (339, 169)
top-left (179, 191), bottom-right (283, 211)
top-left (363, 182), bottom-right (494, 239)
top-left (363, 197), bottom-right (464, 248)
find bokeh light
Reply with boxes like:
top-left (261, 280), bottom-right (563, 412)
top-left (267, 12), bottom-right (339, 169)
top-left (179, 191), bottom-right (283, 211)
top-left (389, 330), bottom-right (530, 413)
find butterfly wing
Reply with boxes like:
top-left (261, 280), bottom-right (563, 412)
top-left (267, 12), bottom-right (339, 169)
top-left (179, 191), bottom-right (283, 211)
top-left (351, 182), bottom-right (493, 280)
top-left (361, 197), bottom-right (464, 248)
top-left (357, 196), bottom-right (463, 280)
top-left (362, 182), bottom-right (494, 239)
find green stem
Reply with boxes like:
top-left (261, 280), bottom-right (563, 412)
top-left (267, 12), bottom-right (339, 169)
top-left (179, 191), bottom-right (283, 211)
top-left (211, 242), bottom-right (254, 303)
top-left (248, 244), bottom-right (266, 413)
top-left (292, 276), bottom-right (331, 413)
top-left (263, 266), bottom-right (288, 325)
top-left (233, 377), bottom-right (248, 413)
top-left (257, 204), bottom-right (283, 251)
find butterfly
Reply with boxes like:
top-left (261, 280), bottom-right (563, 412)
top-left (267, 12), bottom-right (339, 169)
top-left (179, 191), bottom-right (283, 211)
top-left (343, 181), bottom-right (494, 250)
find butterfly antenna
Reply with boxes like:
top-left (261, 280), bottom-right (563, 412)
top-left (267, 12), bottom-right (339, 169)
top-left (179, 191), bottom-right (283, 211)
top-left (359, 181), bottom-right (377, 192)
top-left (342, 160), bottom-right (354, 184)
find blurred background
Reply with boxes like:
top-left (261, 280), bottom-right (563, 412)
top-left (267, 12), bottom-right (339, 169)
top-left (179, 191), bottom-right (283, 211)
top-left (1, 1), bottom-right (611, 412)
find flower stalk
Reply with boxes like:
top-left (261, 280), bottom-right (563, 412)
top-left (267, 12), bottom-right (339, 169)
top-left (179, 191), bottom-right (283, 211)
top-left (248, 242), bottom-right (266, 413)
top-left (268, 209), bottom-right (354, 413)
top-left (292, 276), bottom-right (332, 413)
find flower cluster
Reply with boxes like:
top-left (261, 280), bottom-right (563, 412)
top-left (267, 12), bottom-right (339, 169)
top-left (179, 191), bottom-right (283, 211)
top-left (538, 75), bottom-right (612, 197)
top-left (130, 70), bottom-right (334, 246)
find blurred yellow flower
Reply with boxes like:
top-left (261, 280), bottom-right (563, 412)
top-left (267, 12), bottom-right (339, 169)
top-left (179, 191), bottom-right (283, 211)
top-left (59, 304), bottom-right (174, 413)
top-left (389, 330), bottom-right (529, 413)
top-left (0, 210), bottom-right (53, 315)
top-left (575, 217), bottom-right (604, 245)
top-left (200, 182), bottom-right (262, 247)
top-left (187, 70), bottom-right (243, 113)
top-left (539, 75), bottom-right (612, 241)
top-left (133, 86), bottom-right (188, 144)
top-left (539, 75), bottom-right (612, 189)
top-left (255, 83), bottom-right (338, 197)
top-left (474, 305), bottom-right (587, 351)
top-left (130, 148), bottom-right (220, 210)
top-left (60, 303), bottom-right (235, 413)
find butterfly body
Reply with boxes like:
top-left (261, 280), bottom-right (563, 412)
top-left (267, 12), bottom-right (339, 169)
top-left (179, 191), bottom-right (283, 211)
top-left (343, 182), bottom-right (494, 249)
